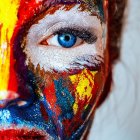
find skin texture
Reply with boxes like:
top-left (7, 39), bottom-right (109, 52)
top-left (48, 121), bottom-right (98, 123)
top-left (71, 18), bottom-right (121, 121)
top-left (0, 0), bottom-right (121, 139)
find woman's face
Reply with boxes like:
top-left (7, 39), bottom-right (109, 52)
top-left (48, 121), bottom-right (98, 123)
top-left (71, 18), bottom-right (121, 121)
top-left (0, 0), bottom-right (108, 139)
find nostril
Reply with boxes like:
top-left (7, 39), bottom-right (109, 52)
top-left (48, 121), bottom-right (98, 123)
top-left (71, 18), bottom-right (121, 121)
top-left (0, 90), bottom-right (19, 108)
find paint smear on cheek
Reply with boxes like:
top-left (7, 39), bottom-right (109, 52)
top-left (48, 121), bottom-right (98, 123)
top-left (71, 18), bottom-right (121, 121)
top-left (32, 63), bottom-right (105, 137)
top-left (63, 68), bottom-right (104, 137)
top-left (69, 69), bottom-right (98, 114)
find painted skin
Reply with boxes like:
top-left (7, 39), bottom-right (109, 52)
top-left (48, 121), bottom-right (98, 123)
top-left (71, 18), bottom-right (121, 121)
top-left (0, 0), bottom-right (108, 139)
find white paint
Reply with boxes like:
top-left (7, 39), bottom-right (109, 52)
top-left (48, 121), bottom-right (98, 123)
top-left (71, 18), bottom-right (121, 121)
top-left (89, 0), bottom-right (140, 140)
top-left (1, 42), bottom-right (7, 49)
top-left (25, 5), bottom-right (105, 72)
top-left (0, 91), bottom-right (9, 100)
top-left (0, 90), bottom-right (19, 100)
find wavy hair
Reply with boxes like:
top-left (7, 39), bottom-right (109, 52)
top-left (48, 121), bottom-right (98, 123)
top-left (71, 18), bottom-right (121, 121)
top-left (98, 0), bottom-right (127, 106)
top-left (108, 0), bottom-right (127, 63)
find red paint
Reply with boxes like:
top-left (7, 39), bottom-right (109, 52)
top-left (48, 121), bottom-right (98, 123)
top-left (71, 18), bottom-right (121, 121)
top-left (40, 102), bottom-right (49, 122)
top-left (8, 51), bottom-right (18, 93)
top-left (8, 0), bottom-right (43, 97)
top-left (44, 82), bottom-right (61, 118)
top-left (17, 0), bottom-right (43, 26)
top-left (8, 26), bottom-right (18, 93)
top-left (0, 128), bottom-right (47, 139)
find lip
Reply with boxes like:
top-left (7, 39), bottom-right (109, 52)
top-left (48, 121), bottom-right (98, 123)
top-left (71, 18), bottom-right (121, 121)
top-left (0, 128), bottom-right (52, 139)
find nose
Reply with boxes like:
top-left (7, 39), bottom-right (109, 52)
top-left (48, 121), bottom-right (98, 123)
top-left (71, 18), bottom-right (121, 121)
top-left (0, 89), bottom-right (37, 110)
top-left (0, 90), bottom-right (32, 109)
top-left (0, 91), bottom-right (19, 108)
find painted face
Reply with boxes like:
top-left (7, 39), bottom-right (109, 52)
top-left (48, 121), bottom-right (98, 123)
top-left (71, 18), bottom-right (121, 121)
top-left (0, 0), bottom-right (109, 139)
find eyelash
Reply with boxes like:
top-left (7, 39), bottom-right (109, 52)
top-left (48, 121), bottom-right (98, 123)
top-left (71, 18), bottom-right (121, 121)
top-left (53, 27), bottom-right (97, 44)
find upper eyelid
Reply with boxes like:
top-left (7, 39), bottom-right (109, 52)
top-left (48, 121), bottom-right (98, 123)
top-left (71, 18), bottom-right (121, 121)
top-left (54, 27), bottom-right (97, 44)
top-left (38, 21), bottom-right (98, 44)
top-left (27, 6), bottom-right (103, 44)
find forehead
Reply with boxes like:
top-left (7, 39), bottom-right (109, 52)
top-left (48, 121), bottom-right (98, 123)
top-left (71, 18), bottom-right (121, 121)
top-left (0, 0), bottom-right (104, 30)
top-left (17, 0), bottom-right (104, 26)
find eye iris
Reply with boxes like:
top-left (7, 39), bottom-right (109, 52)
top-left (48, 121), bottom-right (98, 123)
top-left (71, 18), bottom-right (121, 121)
top-left (58, 33), bottom-right (77, 48)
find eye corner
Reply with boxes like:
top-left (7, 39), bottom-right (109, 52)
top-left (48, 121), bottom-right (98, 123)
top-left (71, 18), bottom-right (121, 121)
top-left (39, 39), bottom-right (49, 46)
top-left (89, 35), bottom-right (98, 44)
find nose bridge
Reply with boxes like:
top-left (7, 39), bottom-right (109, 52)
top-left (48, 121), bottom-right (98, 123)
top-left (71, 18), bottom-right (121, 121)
top-left (0, 0), bottom-right (20, 99)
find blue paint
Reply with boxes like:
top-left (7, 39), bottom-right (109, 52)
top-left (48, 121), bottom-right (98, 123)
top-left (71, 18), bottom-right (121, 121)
top-left (0, 96), bottom-right (59, 139)
top-left (97, 0), bottom-right (104, 19)
top-left (54, 78), bottom-right (74, 120)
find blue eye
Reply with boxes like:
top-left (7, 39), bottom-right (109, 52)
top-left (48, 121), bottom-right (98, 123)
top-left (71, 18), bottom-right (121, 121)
top-left (40, 28), bottom-right (97, 48)
top-left (57, 33), bottom-right (77, 48)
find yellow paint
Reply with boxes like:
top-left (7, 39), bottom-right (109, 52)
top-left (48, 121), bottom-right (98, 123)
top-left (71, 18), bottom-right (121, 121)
top-left (0, 0), bottom-right (20, 95)
top-left (69, 69), bottom-right (97, 114)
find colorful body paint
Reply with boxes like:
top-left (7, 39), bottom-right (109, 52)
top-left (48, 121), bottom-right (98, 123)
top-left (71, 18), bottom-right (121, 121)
top-left (0, 0), bottom-right (108, 139)
top-left (0, 0), bottom-right (19, 95)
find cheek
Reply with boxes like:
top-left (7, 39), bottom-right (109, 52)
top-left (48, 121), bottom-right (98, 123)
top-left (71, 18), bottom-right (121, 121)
top-left (32, 64), bottom-right (105, 127)
top-left (68, 69), bottom-right (105, 115)
top-left (25, 23), bottom-right (107, 125)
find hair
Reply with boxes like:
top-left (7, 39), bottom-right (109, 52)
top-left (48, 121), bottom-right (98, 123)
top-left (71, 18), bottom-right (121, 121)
top-left (108, 0), bottom-right (127, 64)
top-left (97, 0), bottom-right (127, 107)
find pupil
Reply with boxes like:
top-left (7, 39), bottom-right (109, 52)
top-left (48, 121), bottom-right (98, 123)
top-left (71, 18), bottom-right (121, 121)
top-left (65, 35), bottom-right (70, 41)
